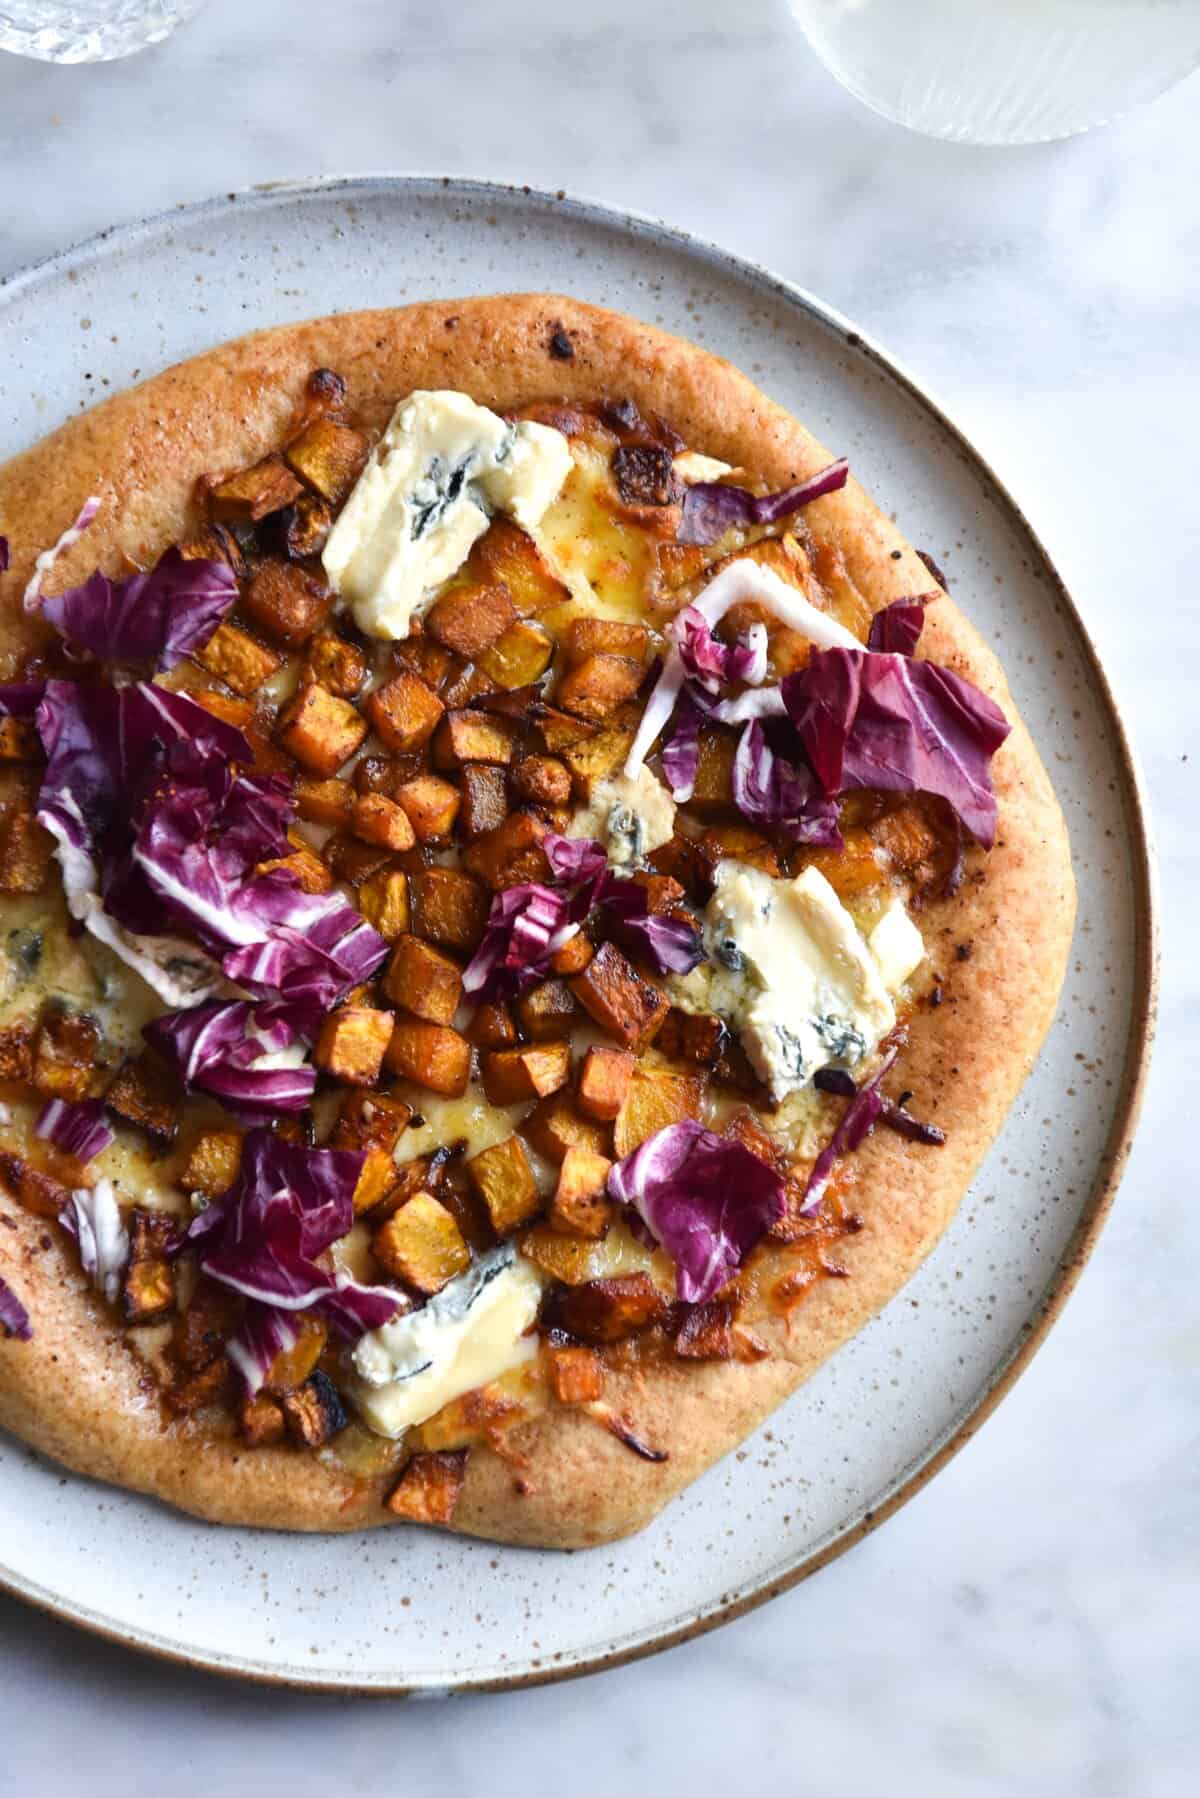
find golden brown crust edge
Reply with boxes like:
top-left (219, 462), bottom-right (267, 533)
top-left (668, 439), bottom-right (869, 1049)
top-left (0, 295), bottom-right (1075, 1548)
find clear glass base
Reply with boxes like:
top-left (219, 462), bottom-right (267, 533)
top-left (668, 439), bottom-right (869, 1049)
top-left (0, 0), bottom-right (203, 63)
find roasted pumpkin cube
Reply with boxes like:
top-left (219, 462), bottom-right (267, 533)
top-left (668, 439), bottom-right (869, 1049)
top-left (409, 867), bottom-right (489, 953)
top-left (331, 1089), bottom-right (412, 1155)
top-left (179, 1130), bottom-right (242, 1198)
top-left (283, 417), bottom-right (368, 504)
top-left (121, 1208), bottom-right (179, 1325)
top-left (193, 620), bottom-right (282, 696)
top-left (473, 518), bottom-right (568, 616)
top-left (243, 560), bottom-right (333, 647)
top-left (294, 774), bottom-right (355, 828)
top-left (534, 703), bottom-right (597, 755)
top-left (647, 831), bottom-right (707, 898)
top-left (275, 682), bottom-right (368, 776)
top-left (32, 1008), bottom-right (99, 1103)
top-left (549, 931), bottom-right (594, 977)
top-left (239, 1393), bottom-right (286, 1447)
top-left (540, 1273), bottom-right (669, 1344)
top-left (171, 1280), bottom-right (240, 1371)
top-left (515, 979), bottom-right (578, 1042)
top-left (302, 631), bottom-right (368, 699)
top-left (519, 1223), bottom-right (602, 1285)
top-left (385, 1449), bottom-right (468, 1524)
top-left (576, 1046), bottom-right (636, 1123)
top-left (394, 774), bottom-right (461, 843)
top-left (481, 1042), bottom-right (571, 1105)
top-left (571, 942), bottom-right (669, 1050)
top-left (165, 1356), bottom-right (233, 1416)
top-left (177, 520), bottom-right (247, 575)
top-left (466, 1135), bottom-right (541, 1235)
top-left (466, 1001), bottom-right (518, 1049)
top-left (190, 688), bottom-right (253, 731)
top-left (0, 716), bottom-right (41, 762)
top-left (510, 754), bottom-right (571, 810)
top-left (264, 1316), bottom-right (329, 1394)
top-left (209, 454), bottom-right (303, 522)
top-left (351, 792), bottom-right (417, 852)
top-left (356, 868), bottom-right (411, 940)
top-left (559, 705), bottom-right (639, 795)
top-left (314, 1005), bottom-right (395, 1087)
top-left (384, 1020), bottom-right (471, 1095)
top-left (389, 635), bottom-right (455, 691)
top-left (563, 618), bottom-right (650, 666)
top-left (281, 1370), bottom-right (347, 1448)
top-left (426, 579), bottom-right (516, 657)
top-left (549, 1146), bottom-right (614, 1239)
top-left (655, 1009), bottom-right (727, 1069)
top-left (671, 1299), bottom-right (737, 1361)
top-left (478, 619), bottom-right (555, 688)
top-left (699, 824), bottom-right (779, 880)
top-left (366, 671), bottom-right (445, 754)
top-left (104, 1052), bottom-right (181, 1144)
top-left (432, 708), bottom-right (517, 769)
top-left (0, 1019), bottom-right (34, 1084)
top-left (613, 1069), bottom-right (704, 1158)
top-left (0, 811), bottom-right (51, 894)
top-left (343, 1145), bottom-right (396, 1215)
top-left (458, 764), bottom-right (508, 838)
top-left (279, 492), bottom-right (334, 560)
top-left (373, 1191), bottom-right (470, 1293)
top-left (0, 1150), bottom-right (69, 1220)
top-left (522, 1093), bottom-right (611, 1165)
top-left (546, 1343), bottom-right (604, 1404)
top-left (257, 832), bottom-right (334, 895)
top-left (690, 729), bottom-right (737, 812)
top-left (321, 831), bottom-right (396, 887)
top-left (628, 870), bottom-right (687, 914)
top-left (556, 653), bottom-right (644, 724)
top-left (463, 811), bottom-right (549, 890)
top-left (382, 935), bottom-right (463, 1026)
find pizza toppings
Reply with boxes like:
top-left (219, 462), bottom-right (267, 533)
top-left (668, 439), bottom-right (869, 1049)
top-left (802, 1046), bottom-right (900, 1210)
top-left (0, 1275), bottom-right (32, 1341)
top-left (40, 547), bottom-right (237, 670)
top-left (144, 1000), bottom-right (317, 1119)
top-left (33, 1097), bottom-right (113, 1163)
top-left (677, 457), bottom-right (849, 547)
top-left (59, 1178), bottom-right (129, 1305)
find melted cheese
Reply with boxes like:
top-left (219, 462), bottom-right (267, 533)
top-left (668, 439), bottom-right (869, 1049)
top-left (868, 897), bottom-right (927, 993)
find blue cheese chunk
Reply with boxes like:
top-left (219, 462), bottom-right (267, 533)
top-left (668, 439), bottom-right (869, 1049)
top-left (348, 1244), bottom-right (544, 1439)
top-left (567, 767), bottom-right (677, 867)
top-left (322, 390), bottom-right (571, 640)
top-left (868, 897), bottom-right (927, 994)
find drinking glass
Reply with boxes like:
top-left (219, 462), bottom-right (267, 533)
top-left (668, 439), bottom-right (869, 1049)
top-left (0, 0), bottom-right (204, 62)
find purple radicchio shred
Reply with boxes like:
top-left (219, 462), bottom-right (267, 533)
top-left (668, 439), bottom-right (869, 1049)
top-left (866, 598), bottom-right (927, 656)
top-left (660, 687), bottom-right (708, 802)
top-left (0, 1274), bottom-right (32, 1340)
top-left (0, 681), bottom-right (44, 718)
top-left (0, 536), bottom-right (8, 574)
top-left (58, 1179), bottom-right (130, 1304)
top-left (802, 1047), bottom-right (900, 1212)
top-left (608, 1120), bottom-right (785, 1304)
top-left (677, 457), bottom-right (850, 548)
top-left (732, 718), bottom-right (842, 847)
top-left (34, 1098), bottom-right (114, 1163)
top-left (597, 878), bottom-right (703, 975)
top-left (462, 881), bottom-right (578, 1003)
top-left (782, 647), bottom-right (1012, 848)
top-left (669, 606), bottom-right (768, 694)
top-left (144, 1000), bottom-right (317, 1120)
top-left (40, 548), bottom-right (238, 671)
top-left (815, 1064), bottom-right (945, 1146)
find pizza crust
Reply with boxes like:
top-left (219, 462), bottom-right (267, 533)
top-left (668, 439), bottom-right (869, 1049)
top-left (0, 296), bottom-right (1075, 1547)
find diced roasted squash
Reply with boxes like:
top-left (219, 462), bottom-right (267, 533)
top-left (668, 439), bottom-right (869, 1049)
top-left (472, 518), bottom-right (568, 616)
top-left (558, 704), bottom-right (639, 795)
top-left (481, 1042), bottom-right (571, 1106)
top-left (548, 1146), bottom-right (614, 1239)
top-left (521, 1093), bottom-right (611, 1165)
top-left (301, 631), bottom-right (368, 699)
top-left (0, 811), bottom-right (51, 894)
top-left (534, 703), bottom-right (596, 755)
top-left (465, 1001), bottom-right (518, 1049)
top-left (556, 653), bottom-right (644, 724)
top-left (121, 1208), bottom-right (178, 1325)
top-left (293, 774), bottom-right (355, 828)
top-left (432, 708), bottom-right (517, 769)
top-left (382, 935), bottom-right (463, 1026)
top-left (0, 1019), bottom-right (34, 1084)
top-left (426, 579), bottom-right (516, 657)
top-left (549, 931), bottom-right (594, 977)
top-left (628, 870), bottom-right (687, 914)
top-left (208, 454), bottom-right (303, 522)
top-left (563, 618), bottom-right (650, 667)
top-left (458, 764), bottom-right (508, 838)
top-left (0, 716), bottom-right (42, 762)
top-left (32, 1008), bottom-right (99, 1103)
top-left (279, 492), bottom-right (334, 560)
top-left (346, 1145), bottom-right (399, 1215)
top-left (373, 1191), bottom-right (470, 1294)
top-left (389, 635), bottom-right (455, 691)
top-left (519, 1223), bottom-right (601, 1285)
top-left (671, 1299), bottom-right (737, 1361)
top-left (384, 1020), bottom-right (471, 1096)
top-left (281, 1370), bottom-right (347, 1448)
top-left (466, 1135), bottom-right (541, 1235)
top-left (257, 831), bottom-right (334, 895)
top-left (351, 791), bottom-right (417, 852)
top-left (177, 520), bottom-right (247, 576)
top-left (321, 831), bottom-right (396, 887)
top-left (478, 619), bottom-right (555, 689)
top-left (394, 774), bottom-right (461, 843)
top-left (283, 417), bottom-right (368, 504)
top-left (511, 754), bottom-right (571, 810)
top-left (356, 867), bottom-right (411, 940)
top-left (275, 682), bottom-right (368, 776)
top-left (366, 670), bottom-right (445, 754)
top-left (194, 620), bottom-right (282, 696)
top-left (540, 1273), bottom-right (669, 1344)
top-left (655, 1009), bottom-right (727, 1069)
top-left (0, 1150), bottom-right (70, 1220)
top-left (613, 1069), bottom-right (704, 1159)
top-left (463, 811), bottom-right (549, 890)
top-left (242, 560), bottom-right (334, 647)
top-left (546, 1343), bottom-right (604, 1404)
top-left (647, 831), bottom-right (707, 898)
top-left (409, 867), bottom-right (489, 953)
top-left (699, 824), bottom-right (779, 880)
top-left (104, 1052), bottom-right (181, 1144)
top-left (171, 1279), bottom-right (241, 1372)
top-left (690, 729), bottom-right (737, 812)
top-left (239, 1393), bottom-right (286, 1447)
top-left (264, 1317), bottom-right (329, 1394)
top-left (331, 1089), bottom-right (412, 1155)
top-left (576, 1044), bottom-right (636, 1121)
top-left (570, 942), bottom-right (669, 1050)
top-left (385, 1449), bottom-right (468, 1524)
top-left (179, 1130), bottom-right (242, 1198)
top-left (515, 979), bottom-right (578, 1042)
top-left (165, 1356), bottom-right (233, 1416)
top-left (314, 1005), bottom-right (395, 1087)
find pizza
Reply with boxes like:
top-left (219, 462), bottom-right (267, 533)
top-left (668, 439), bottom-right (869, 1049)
top-left (0, 296), bottom-right (1074, 1548)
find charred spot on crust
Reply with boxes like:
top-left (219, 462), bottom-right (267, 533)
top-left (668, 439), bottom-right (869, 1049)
top-left (548, 324), bottom-right (574, 361)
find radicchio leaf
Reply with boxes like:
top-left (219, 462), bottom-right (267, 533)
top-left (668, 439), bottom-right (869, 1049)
top-left (0, 537), bottom-right (8, 575)
top-left (802, 1047), bottom-right (899, 1212)
top-left (731, 718), bottom-right (842, 847)
top-left (34, 1098), bottom-right (114, 1163)
top-left (0, 1275), bottom-right (32, 1340)
top-left (608, 1120), bottom-right (785, 1304)
top-left (660, 687), bottom-right (707, 802)
top-left (598, 878), bottom-right (703, 974)
top-left (669, 607), bottom-right (768, 694)
top-left (59, 1178), bottom-right (130, 1305)
top-left (0, 681), bottom-right (44, 718)
top-left (462, 882), bottom-right (577, 1003)
top-left (144, 1000), bottom-right (317, 1119)
top-left (866, 598), bottom-right (927, 656)
top-left (40, 548), bottom-right (237, 670)
top-left (782, 648), bottom-right (1011, 847)
top-left (677, 458), bottom-right (850, 547)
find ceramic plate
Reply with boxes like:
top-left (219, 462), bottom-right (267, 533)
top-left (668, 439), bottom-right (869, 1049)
top-left (0, 177), bottom-right (1156, 1692)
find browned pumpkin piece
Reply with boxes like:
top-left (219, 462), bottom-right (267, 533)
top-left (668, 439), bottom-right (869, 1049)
top-left (279, 492), bottom-right (334, 561)
top-left (0, 812), bottom-right (51, 894)
top-left (571, 942), bottom-right (669, 1051)
top-left (365, 670), bottom-right (445, 754)
top-left (515, 979), bottom-right (578, 1042)
top-left (549, 931), bottom-right (594, 978)
top-left (384, 1020), bottom-right (471, 1096)
top-left (558, 705), bottom-right (640, 795)
top-left (283, 417), bottom-right (368, 505)
top-left (264, 1317), bottom-right (329, 1394)
top-left (690, 729), bottom-right (737, 812)
top-left (166, 1356), bottom-right (233, 1416)
top-left (563, 617), bottom-right (651, 667)
top-left (193, 621), bottom-right (282, 696)
top-left (546, 1343), bottom-right (605, 1404)
top-left (431, 708), bottom-right (517, 770)
top-left (481, 1042), bottom-right (571, 1106)
top-left (171, 1279), bottom-right (241, 1373)
top-left (275, 683), bottom-right (368, 776)
top-left (435, 661), bottom-right (495, 711)
top-left (321, 832), bottom-right (396, 887)
top-left (257, 831), bottom-right (334, 895)
top-left (179, 1129), bottom-right (243, 1198)
top-left (671, 1299), bottom-right (737, 1361)
top-left (655, 1009), bottom-right (727, 1069)
top-left (32, 1008), bottom-right (99, 1103)
top-left (281, 1371), bottom-right (347, 1448)
top-left (0, 1020), bottom-right (34, 1084)
top-left (0, 717), bottom-right (41, 762)
top-left (519, 1223), bottom-right (599, 1285)
top-left (576, 1044), bottom-right (636, 1121)
top-left (478, 620), bottom-right (555, 689)
top-left (121, 1208), bottom-right (179, 1325)
top-left (382, 935), bottom-right (463, 1026)
top-left (699, 824), bottom-right (780, 881)
top-left (614, 1069), bottom-right (705, 1159)
top-left (293, 774), bottom-right (355, 828)
top-left (647, 831), bottom-right (706, 899)
top-left (511, 754), bottom-right (571, 810)
top-left (522, 1093), bottom-right (611, 1165)
top-left (351, 792), bottom-right (417, 853)
top-left (243, 560), bottom-right (333, 647)
top-left (351, 1146), bottom-right (400, 1216)
top-left (240, 1393), bottom-right (286, 1447)
top-left (0, 1150), bottom-right (70, 1220)
top-left (178, 520), bottom-right (247, 576)
top-left (463, 811), bottom-right (549, 890)
top-left (628, 870), bottom-right (687, 914)
top-left (356, 868), bottom-right (411, 940)
top-left (556, 653), bottom-right (644, 725)
top-left (426, 580), bottom-right (516, 658)
top-left (314, 1005), bottom-right (395, 1087)
top-left (373, 1191), bottom-right (470, 1293)
top-left (466, 1002), bottom-right (517, 1050)
top-left (409, 867), bottom-right (489, 953)
top-left (190, 687), bottom-right (252, 731)
top-left (104, 1053), bottom-right (181, 1144)
top-left (548, 1146), bottom-right (614, 1239)
top-left (802, 826), bottom-right (887, 901)
top-left (458, 764), bottom-right (508, 839)
top-left (331, 1089), bottom-right (412, 1155)
top-left (540, 1273), bottom-right (669, 1344)
top-left (301, 631), bottom-right (368, 699)
top-left (386, 1449), bottom-right (469, 1525)
top-left (394, 774), bottom-right (460, 843)
top-left (473, 518), bottom-right (568, 616)
top-left (466, 1135), bottom-right (541, 1235)
top-left (390, 635), bottom-right (455, 692)
top-left (534, 703), bottom-right (597, 756)
top-left (209, 454), bottom-right (303, 522)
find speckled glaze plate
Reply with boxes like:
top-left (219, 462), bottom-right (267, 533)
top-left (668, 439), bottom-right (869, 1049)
top-left (0, 176), bottom-right (1156, 1692)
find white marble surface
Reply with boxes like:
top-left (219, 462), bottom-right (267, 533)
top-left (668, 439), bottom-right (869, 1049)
top-left (0, 1), bottom-right (1194, 1790)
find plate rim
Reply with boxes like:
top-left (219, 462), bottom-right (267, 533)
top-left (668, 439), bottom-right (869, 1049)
top-left (0, 172), bottom-right (1160, 1694)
